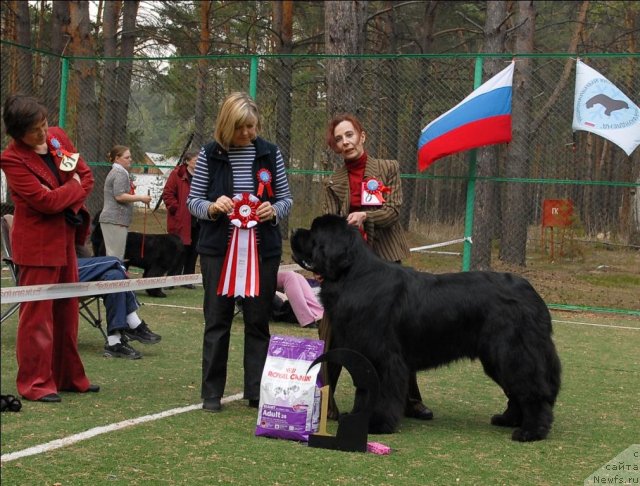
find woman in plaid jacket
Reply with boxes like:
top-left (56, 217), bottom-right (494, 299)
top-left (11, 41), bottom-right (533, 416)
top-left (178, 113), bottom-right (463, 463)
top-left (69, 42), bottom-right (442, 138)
top-left (320, 112), bottom-right (433, 422)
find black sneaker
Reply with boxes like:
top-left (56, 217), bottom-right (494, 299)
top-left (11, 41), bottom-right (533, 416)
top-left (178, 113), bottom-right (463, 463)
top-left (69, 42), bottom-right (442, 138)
top-left (123, 321), bottom-right (162, 345)
top-left (103, 341), bottom-right (142, 359)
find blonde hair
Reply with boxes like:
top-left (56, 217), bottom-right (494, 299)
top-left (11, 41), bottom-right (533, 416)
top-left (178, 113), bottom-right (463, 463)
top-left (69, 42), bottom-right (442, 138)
top-left (214, 92), bottom-right (261, 149)
top-left (107, 145), bottom-right (129, 163)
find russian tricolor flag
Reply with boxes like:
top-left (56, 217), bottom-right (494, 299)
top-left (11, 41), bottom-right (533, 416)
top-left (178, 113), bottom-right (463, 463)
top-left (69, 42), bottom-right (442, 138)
top-left (418, 61), bottom-right (515, 172)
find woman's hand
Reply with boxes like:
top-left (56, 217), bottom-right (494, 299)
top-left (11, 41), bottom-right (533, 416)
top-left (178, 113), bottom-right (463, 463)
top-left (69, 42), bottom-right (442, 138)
top-left (257, 202), bottom-right (276, 222)
top-left (208, 195), bottom-right (234, 218)
top-left (140, 194), bottom-right (152, 206)
top-left (347, 211), bottom-right (367, 228)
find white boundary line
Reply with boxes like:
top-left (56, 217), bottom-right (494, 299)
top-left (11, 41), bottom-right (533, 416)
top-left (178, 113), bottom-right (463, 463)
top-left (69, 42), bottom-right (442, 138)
top-left (0, 393), bottom-right (243, 463)
top-left (141, 302), bottom-right (640, 331)
top-left (552, 319), bottom-right (639, 331)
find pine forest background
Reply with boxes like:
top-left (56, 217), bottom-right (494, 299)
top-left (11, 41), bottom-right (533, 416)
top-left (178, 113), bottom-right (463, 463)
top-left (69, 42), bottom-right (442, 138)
top-left (0, 1), bottom-right (639, 313)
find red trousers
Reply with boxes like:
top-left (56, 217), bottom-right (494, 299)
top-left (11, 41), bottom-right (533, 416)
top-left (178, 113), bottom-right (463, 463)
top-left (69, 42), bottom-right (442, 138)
top-left (16, 226), bottom-right (90, 400)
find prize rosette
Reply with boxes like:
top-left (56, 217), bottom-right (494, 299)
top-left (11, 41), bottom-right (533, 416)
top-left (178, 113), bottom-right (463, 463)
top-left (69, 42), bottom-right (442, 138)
top-left (361, 177), bottom-right (391, 206)
top-left (47, 135), bottom-right (79, 171)
top-left (217, 193), bottom-right (261, 297)
top-left (256, 168), bottom-right (274, 198)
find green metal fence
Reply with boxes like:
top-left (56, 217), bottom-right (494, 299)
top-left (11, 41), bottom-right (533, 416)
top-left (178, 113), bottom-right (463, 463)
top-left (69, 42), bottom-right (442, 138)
top-left (1, 42), bottom-right (639, 315)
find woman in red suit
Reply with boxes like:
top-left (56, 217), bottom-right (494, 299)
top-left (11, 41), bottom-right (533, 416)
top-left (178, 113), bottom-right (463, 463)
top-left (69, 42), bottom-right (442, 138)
top-left (162, 151), bottom-right (200, 286)
top-left (1, 94), bottom-right (99, 403)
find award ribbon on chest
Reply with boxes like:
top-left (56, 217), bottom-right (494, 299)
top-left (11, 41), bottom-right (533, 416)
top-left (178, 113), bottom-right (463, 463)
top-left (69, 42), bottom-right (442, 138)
top-left (47, 135), bottom-right (80, 172)
top-left (256, 169), bottom-right (274, 198)
top-left (361, 177), bottom-right (391, 206)
top-left (217, 193), bottom-right (261, 297)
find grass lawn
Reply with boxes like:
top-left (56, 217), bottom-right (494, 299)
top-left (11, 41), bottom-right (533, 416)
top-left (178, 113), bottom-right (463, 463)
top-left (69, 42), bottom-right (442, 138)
top-left (1, 282), bottom-right (638, 485)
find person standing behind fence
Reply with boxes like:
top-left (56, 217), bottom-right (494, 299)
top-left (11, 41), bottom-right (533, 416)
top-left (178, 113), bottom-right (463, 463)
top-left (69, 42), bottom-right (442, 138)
top-left (1, 94), bottom-right (98, 402)
top-left (187, 92), bottom-right (293, 413)
top-left (162, 151), bottom-right (200, 288)
top-left (321, 112), bottom-right (434, 421)
top-left (99, 145), bottom-right (152, 261)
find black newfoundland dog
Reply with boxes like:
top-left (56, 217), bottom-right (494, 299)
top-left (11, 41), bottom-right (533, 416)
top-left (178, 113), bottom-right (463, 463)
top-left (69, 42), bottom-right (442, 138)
top-left (291, 214), bottom-right (561, 442)
top-left (91, 212), bottom-right (184, 298)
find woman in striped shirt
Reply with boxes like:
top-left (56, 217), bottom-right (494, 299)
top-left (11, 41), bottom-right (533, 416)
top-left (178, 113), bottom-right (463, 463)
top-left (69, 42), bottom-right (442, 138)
top-left (187, 92), bottom-right (292, 413)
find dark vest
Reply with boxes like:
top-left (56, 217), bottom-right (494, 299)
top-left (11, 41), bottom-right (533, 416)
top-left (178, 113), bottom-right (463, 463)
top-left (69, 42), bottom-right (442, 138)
top-left (197, 136), bottom-right (282, 258)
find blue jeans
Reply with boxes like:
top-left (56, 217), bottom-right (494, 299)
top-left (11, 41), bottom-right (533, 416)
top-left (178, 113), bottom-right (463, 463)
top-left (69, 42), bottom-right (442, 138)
top-left (101, 268), bottom-right (139, 334)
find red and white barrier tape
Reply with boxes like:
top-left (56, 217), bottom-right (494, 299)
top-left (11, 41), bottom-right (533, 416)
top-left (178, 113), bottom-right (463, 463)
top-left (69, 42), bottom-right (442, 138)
top-left (0, 264), bottom-right (303, 305)
top-left (1, 274), bottom-right (202, 304)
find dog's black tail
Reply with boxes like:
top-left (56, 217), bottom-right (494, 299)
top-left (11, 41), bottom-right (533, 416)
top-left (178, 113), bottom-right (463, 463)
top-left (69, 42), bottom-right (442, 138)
top-left (90, 211), bottom-right (105, 256)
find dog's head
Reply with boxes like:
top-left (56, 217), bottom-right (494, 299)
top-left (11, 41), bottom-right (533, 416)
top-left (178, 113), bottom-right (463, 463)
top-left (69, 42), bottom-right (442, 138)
top-left (291, 214), bottom-right (360, 281)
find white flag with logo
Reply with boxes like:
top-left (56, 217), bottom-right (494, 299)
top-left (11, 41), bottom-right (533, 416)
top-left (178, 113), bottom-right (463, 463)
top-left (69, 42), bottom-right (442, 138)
top-left (573, 59), bottom-right (640, 156)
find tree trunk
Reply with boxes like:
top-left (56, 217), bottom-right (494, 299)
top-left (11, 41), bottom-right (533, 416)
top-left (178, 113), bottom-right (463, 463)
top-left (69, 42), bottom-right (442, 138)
top-left (324, 0), bottom-right (367, 168)
top-left (99, 0), bottom-right (122, 159)
top-left (378, 1), bottom-right (399, 160)
top-left (68, 1), bottom-right (99, 161)
top-left (500, 0), bottom-right (535, 266)
top-left (530, 1), bottom-right (589, 136)
top-left (194, 1), bottom-right (212, 150)
top-left (15, 0), bottom-right (34, 96)
top-left (114, 0), bottom-right (139, 144)
top-left (406, 1), bottom-right (438, 230)
top-left (471, 0), bottom-right (510, 270)
top-left (272, 0), bottom-right (294, 240)
top-left (43, 0), bottom-right (70, 126)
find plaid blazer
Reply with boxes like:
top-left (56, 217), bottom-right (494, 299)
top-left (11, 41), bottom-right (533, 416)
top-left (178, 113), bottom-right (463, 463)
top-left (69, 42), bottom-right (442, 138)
top-left (322, 156), bottom-right (410, 262)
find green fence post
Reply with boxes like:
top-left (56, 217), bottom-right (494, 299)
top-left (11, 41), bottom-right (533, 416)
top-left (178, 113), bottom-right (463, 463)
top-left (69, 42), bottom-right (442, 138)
top-left (58, 56), bottom-right (69, 129)
top-left (249, 56), bottom-right (258, 98)
top-left (461, 57), bottom-right (484, 272)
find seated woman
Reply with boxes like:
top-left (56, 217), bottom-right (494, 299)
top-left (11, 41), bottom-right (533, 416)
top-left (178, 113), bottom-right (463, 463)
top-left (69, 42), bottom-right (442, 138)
top-left (275, 271), bottom-right (323, 329)
top-left (77, 255), bottom-right (162, 359)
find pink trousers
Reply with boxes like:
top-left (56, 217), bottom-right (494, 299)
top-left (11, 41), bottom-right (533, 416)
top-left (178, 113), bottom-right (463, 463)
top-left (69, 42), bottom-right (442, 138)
top-left (277, 271), bottom-right (323, 327)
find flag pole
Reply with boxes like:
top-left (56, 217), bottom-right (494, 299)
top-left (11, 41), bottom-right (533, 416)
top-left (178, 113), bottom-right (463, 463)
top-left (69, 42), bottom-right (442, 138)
top-left (461, 57), bottom-right (484, 272)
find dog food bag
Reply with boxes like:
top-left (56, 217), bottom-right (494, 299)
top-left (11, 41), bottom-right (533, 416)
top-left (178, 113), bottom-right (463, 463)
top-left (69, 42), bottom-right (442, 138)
top-left (255, 334), bottom-right (325, 442)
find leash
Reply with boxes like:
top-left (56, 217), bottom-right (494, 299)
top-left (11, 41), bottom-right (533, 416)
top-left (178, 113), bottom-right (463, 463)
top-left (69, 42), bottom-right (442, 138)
top-left (149, 209), bottom-right (166, 232)
top-left (141, 190), bottom-right (149, 258)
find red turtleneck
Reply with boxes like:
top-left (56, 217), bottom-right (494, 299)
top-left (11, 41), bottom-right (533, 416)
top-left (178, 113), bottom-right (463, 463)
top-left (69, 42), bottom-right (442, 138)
top-left (346, 152), bottom-right (367, 210)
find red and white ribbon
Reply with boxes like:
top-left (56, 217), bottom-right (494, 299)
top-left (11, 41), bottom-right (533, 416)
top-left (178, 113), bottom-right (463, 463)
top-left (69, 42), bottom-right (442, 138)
top-left (256, 168), bottom-right (274, 198)
top-left (217, 193), bottom-right (261, 297)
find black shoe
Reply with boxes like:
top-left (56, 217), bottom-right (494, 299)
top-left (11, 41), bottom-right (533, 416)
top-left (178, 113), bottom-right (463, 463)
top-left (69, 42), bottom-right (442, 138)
top-left (32, 393), bottom-right (62, 403)
top-left (203, 397), bottom-right (222, 412)
top-left (103, 341), bottom-right (142, 359)
top-left (60, 384), bottom-right (100, 393)
top-left (123, 321), bottom-right (162, 345)
top-left (248, 399), bottom-right (259, 409)
top-left (182, 284), bottom-right (196, 289)
top-left (406, 402), bottom-right (434, 420)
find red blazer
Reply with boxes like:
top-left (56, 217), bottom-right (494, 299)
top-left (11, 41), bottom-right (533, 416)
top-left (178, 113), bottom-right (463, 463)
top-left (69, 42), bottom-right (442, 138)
top-left (162, 164), bottom-right (193, 245)
top-left (1, 127), bottom-right (94, 266)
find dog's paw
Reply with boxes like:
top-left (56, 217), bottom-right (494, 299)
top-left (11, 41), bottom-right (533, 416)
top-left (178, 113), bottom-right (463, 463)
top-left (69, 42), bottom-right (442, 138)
top-left (511, 427), bottom-right (548, 442)
top-left (146, 290), bottom-right (167, 298)
top-left (491, 413), bottom-right (521, 427)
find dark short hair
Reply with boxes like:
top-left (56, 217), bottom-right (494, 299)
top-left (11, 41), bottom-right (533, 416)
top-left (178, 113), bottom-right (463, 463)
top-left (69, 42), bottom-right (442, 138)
top-left (325, 113), bottom-right (365, 151)
top-left (3, 94), bottom-right (48, 139)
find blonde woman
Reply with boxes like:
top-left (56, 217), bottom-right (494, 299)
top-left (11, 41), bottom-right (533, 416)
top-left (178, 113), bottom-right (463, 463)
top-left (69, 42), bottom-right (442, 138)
top-left (99, 145), bottom-right (151, 260)
top-left (187, 92), bottom-right (293, 412)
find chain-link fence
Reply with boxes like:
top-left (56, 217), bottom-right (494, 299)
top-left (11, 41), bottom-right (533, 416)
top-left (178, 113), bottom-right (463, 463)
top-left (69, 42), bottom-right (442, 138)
top-left (2, 43), bottom-right (639, 312)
